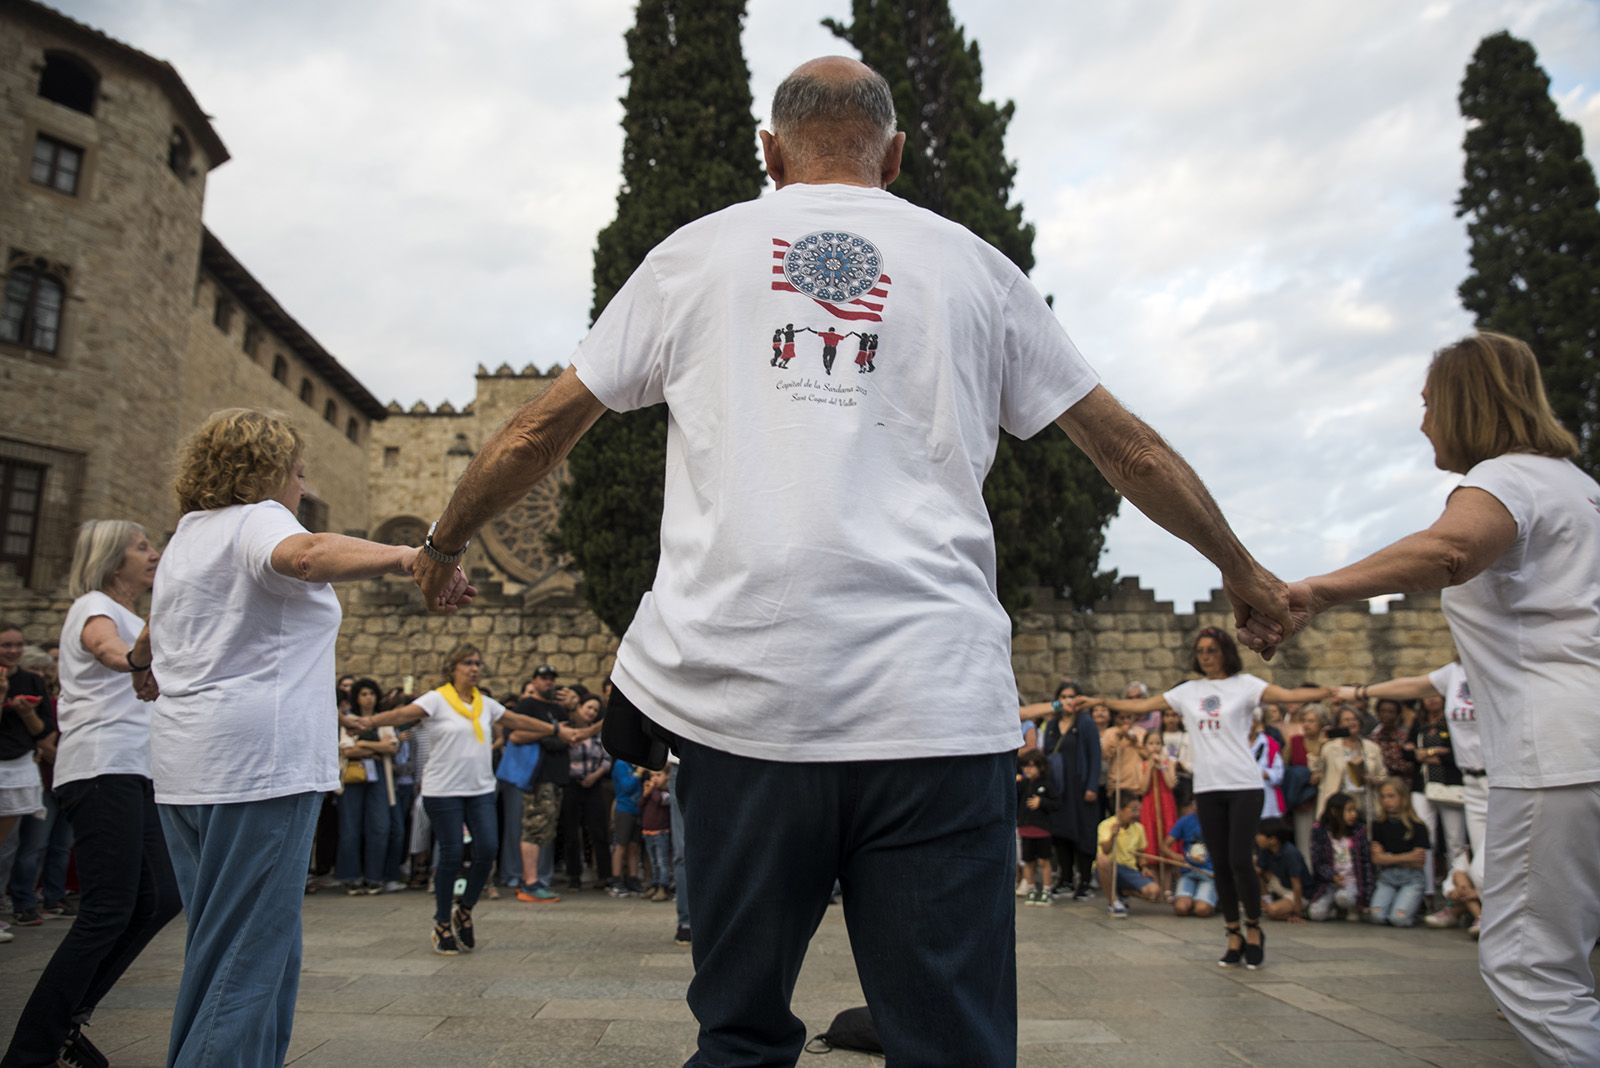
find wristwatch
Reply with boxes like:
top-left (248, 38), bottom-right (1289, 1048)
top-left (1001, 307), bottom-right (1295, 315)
top-left (421, 521), bottom-right (470, 565)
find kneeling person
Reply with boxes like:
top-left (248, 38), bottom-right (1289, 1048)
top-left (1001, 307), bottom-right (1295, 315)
top-left (1098, 797), bottom-right (1160, 917)
top-left (1166, 799), bottom-right (1216, 918)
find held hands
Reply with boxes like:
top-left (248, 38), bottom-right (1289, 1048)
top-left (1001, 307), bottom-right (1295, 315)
top-left (1231, 574), bottom-right (1316, 661)
top-left (408, 546), bottom-right (477, 615)
top-left (132, 668), bottom-right (159, 702)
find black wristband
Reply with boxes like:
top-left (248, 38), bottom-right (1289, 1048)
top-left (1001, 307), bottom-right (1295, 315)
top-left (126, 652), bottom-right (151, 672)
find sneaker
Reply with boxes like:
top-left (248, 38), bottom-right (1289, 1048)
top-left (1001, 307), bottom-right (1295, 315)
top-left (343, 883), bottom-right (366, 896)
top-left (363, 882), bottom-right (384, 895)
top-left (674, 925), bottom-right (691, 946)
top-left (1072, 885), bottom-right (1093, 902)
top-left (516, 885), bottom-right (561, 903)
top-left (1015, 878), bottom-right (1030, 898)
top-left (1107, 900), bottom-right (1129, 919)
top-left (1038, 891), bottom-right (1054, 907)
top-left (382, 880), bottom-right (407, 894)
top-left (452, 905), bottom-right (475, 952)
top-left (1469, 920), bottom-right (1481, 940)
top-left (11, 909), bottom-right (43, 927)
top-left (42, 900), bottom-right (77, 920)
top-left (1422, 906), bottom-right (1459, 929)
top-left (0, 929), bottom-right (11, 944)
top-left (624, 877), bottom-right (644, 895)
top-left (58, 1024), bottom-right (109, 1068)
top-left (431, 922), bottom-right (459, 956)
top-left (1050, 886), bottom-right (1073, 901)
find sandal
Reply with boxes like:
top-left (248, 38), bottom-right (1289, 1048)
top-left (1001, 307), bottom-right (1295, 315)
top-left (1218, 922), bottom-right (1244, 967)
top-left (1244, 919), bottom-right (1266, 970)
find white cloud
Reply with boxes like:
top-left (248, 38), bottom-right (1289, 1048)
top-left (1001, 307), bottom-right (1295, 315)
top-left (55, 0), bottom-right (1600, 608)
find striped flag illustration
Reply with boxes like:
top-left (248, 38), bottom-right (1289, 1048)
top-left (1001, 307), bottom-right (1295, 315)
top-left (771, 237), bottom-right (892, 322)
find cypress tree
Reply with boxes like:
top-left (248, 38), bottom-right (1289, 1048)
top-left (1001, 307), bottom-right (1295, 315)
top-left (826, 0), bottom-right (1119, 617)
top-left (1457, 31), bottom-right (1600, 475)
top-left (555, 0), bottom-right (765, 636)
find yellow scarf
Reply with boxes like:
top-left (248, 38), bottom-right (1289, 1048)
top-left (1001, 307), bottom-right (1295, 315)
top-left (438, 683), bottom-right (485, 743)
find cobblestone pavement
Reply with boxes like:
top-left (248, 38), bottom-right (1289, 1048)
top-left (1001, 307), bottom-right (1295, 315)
top-left (0, 886), bottom-right (1560, 1066)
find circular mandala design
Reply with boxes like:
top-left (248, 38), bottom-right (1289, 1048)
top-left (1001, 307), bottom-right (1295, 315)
top-left (480, 467), bottom-right (569, 585)
top-left (783, 231), bottom-right (883, 304)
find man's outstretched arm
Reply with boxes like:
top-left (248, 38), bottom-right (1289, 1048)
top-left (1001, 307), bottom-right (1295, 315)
top-left (1055, 385), bottom-right (1291, 650)
top-left (415, 366), bottom-right (608, 608)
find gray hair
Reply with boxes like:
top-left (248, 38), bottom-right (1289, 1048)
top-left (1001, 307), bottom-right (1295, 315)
top-left (771, 65), bottom-right (897, 164)
top-left (1124, 681), bottom-right (1150, 699)
top-left (67, 519), bottom-right (146, 599)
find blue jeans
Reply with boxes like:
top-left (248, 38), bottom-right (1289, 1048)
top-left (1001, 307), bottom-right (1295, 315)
top-left (8, 786), bottom-right (73, 911)
top-left (421, 792), bottom-right (497, 925)
top-left (1369, 866), bottom-right (1426, 927)
top-left (669, 763), bottom-right (688, 929)
top-left (644, 832), bottom-right (672, 889)
top-left (677, 740), bottom-right (1017, 1067)
top-left (495, 779), bottom-right (523, 887)
top-left (385, 783), bottom-right (413, 883)
top-left (335, 781), bottom-right (389, 885)
top-left (3, 775), bottom-right (180, 1067)
top-left (158, 791), bottom-right (320, 1068)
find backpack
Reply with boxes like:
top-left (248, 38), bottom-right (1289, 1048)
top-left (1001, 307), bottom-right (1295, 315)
top-left (805, 1006), bottom-right (882, 1055)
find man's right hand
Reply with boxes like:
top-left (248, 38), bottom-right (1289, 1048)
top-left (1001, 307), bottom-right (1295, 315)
top-left (1224, 565), bottom-right (1295, 659)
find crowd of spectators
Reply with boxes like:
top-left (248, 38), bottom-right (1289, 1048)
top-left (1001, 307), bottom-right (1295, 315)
top-left (1017, 677), bottom-right (1481, 935)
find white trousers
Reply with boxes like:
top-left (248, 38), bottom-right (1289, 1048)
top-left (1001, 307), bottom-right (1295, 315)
top-left (1411, 791), bottom-right (1438, 891)
top-left (1479, 783), bottom-right (1600, 1068)
top-left (1464, 774), bottom-right (1488, 887)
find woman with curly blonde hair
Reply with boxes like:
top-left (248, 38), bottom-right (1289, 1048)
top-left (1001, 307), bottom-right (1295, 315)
top-left (145, 409), bottom-right (473, 1068)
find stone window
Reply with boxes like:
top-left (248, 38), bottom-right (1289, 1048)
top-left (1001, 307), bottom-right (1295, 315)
top-left (0, 459), bottom-right (45, 582)
top-left (299, 378), bottom-right (314, 406)
top-left (242, 321), bottom-right (262, 357)
top-left (169, 127), bottom-right (192, 180)
top-left (272, 353), bottom-right (289, 384)
top-left (383, 446), bottom-right (399, 468)
top-left (37, 52), bottom-right (98, 115)
top-left (323, 398), bottom-right (337, 425)
top-left (297, 495), bottom-right (329, 533)
top-left (29, 134), bottom-right (83, 196)
top-left (345, 417), bottom-right (360, 444)
top-left (212, 294), bottom-right (234, 333)
top-left (0, 256), bottom-right (67, 355)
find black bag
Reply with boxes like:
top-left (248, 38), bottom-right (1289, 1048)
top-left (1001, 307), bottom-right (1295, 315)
top-left (1283, 763), bottom-right (1318, 811)
top-left (600, 685), bottom-right (672, 771)
top-left (805, 1006), bottom-right (882, 1055)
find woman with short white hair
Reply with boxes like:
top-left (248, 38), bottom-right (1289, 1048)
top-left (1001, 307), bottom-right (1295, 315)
top-left (3, 520), bottom-right (178, 1068)
top-left (146, 408), bottom-right (470, 1068)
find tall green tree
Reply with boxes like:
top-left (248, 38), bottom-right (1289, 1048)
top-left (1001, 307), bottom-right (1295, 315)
top-left (1457, 31), bottom-right (1600, 476)
top-left (827, 0), bottom-right (1120, 617)
top-left (555, 0), bottom-right (765, 635)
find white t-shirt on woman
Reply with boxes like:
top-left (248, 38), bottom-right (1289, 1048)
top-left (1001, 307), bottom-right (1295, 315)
top-left (150, 500), bottom-right (341, 805)
top-left (1163, 674), bottom-right (1271, 794)
top-left (413, 688), bottom-right (506, 798)
top-left (1441, 454), bottom-right (1600, 789)
top-left (1426, 661), bottom-right (1483, 773)
top-left (54, 591), bottom-right (150, 788)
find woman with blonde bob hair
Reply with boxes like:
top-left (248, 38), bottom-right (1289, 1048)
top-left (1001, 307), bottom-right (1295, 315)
top-left (144, 408), bottom-right (473, 1068)
top-left (3, 520), bottom-right (175, 1067)
top-left (1238, 333), bottom-right (1600, 1066)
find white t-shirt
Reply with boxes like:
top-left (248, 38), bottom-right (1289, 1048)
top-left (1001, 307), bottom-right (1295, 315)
top-left (1440, 454), bottom-right (1600, 789)
top-left (150, 501), bottom-right (342, 804)
top-left (413, 688), bottom-right (506, 798)
top-left (571, 183), bottom-right (1099, 762)
top-left (1162, 674), bottom-right (1271, 794)
top-left (1426, 661), bottom-right (1483, 773)
top-left (54, 592), bottom-right (151, 787)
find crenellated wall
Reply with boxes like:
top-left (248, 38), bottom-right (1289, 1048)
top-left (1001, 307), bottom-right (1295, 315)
top-left (4, 573), bottom-right (1455, 701)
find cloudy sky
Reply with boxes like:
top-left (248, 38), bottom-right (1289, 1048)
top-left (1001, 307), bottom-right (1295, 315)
top-left (63, 0), bottom-right (1600, 609)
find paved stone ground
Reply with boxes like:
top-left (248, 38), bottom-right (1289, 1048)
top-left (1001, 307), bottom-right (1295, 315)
top-left (0, 886), bottom-right (1567, 1066)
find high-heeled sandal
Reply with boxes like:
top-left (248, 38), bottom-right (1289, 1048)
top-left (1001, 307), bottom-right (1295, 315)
top-left (1218, 922), bottom-right (1244, 967)
top-left (1244, 919), bottom-right (1266, 970)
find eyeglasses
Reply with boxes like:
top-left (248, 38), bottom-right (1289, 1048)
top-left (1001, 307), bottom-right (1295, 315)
top-left (458, 659), bottom-right (483, 667)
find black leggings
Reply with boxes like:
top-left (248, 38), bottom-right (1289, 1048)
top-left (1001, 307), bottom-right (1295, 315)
top-left (1050, 835), bottom-right (1093, 889)
top-left (1195, 789), bottom-right (1264, 924)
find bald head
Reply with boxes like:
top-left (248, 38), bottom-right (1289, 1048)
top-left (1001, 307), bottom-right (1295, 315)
top-left (769, 55), bottom-right (898, 172)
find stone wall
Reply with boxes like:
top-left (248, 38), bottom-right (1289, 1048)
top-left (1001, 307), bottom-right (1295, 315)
top-left (4, 573), bottom-right (1456, 700)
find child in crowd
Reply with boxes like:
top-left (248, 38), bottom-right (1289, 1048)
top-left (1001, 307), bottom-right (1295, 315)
top-left (1307, 792), bottom-right (1373, 921)
top-left (1097, 797), bottom-right (1161, 918)
top-left (1368, 778), bottom-right (1430, 927)
top-left (640, 768), bottom-right (673, 902)
top-left (1137, 732), bottom-right (1178, 895)
top-left (609, 759), bottom-right (644, 897)
top-left (1424, 851), bottom-right (1482, 938)
top-left (1255, 818), bottom-right (1309, 922)
top-left (1016, 750), bottom-right (1060, 906)
top-left (1164, 798), bottom-right (1215, 918)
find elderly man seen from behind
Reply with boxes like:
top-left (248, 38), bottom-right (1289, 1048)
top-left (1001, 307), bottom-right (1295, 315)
top-left (412, 56), bottom-right (1290, 1066)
